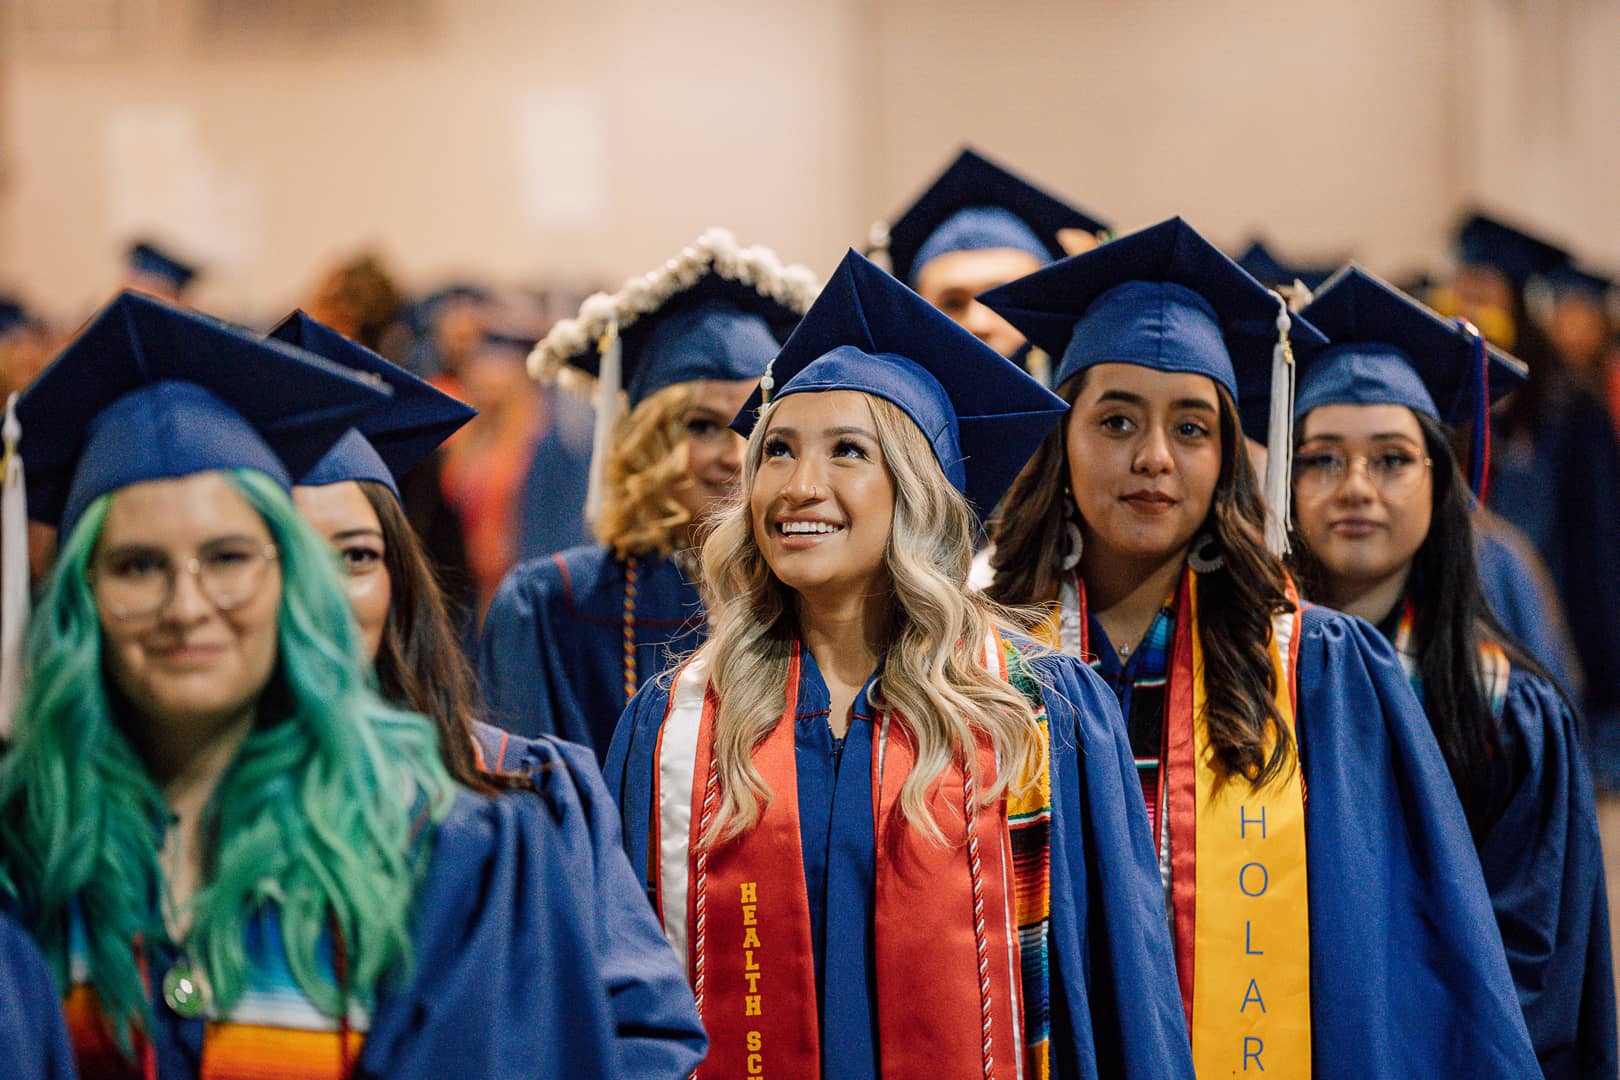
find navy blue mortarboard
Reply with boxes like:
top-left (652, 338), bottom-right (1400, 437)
top-left (979, 217), bottom-right (1329, 552)
top-left (732, 249), bottom-right (1068, 518)
top-left (481, 328), bottom-right (542, 358)
top-left (0, 298), bottom-right (31, 338)
top-left (268, 311), bottom-right (476, 498)
top-left (1546, 263), bottom-right (1616, 304)
top-left (879, 148), bottom-right (1112, 287)
top-left (531, 230), bottom-right (818, 521)
top-left (15, 291), bottom-right (392, 536)
top-left (126, 239), bottom-right (199, 293)
top-left (1295, 266), bottom-right (1526, 496)
top-left (1236, 239), bottom-right (1340, 292)
top-left (979, 217), bottom-right (1328, 437)
top-left (532, 230), bottom-right (816, 411)
top-left (1454, 212), bottom-right (1571, 291)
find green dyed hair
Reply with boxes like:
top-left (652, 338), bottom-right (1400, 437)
top-left (0, 469), bottom-right (455, 1047)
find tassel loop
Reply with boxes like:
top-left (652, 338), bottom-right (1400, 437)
top-left (1458, 318), bottom-right (1492, 503)
top-left (584, 322), bottom-right (623, 525)
top-left (1, 392), bottom-right (30, 739)
top-left (1262, 292), bottom-right (1297, 557)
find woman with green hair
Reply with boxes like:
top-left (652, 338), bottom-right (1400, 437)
top-left (0, 292), bottom-right (705, 1078)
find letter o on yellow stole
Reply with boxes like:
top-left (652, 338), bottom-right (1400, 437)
top-left (1189, 586), bottom-right (1311, 1076)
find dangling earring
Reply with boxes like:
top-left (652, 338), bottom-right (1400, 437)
top-left (1060, 488), bottom-right (1083, 572)
top-left (1187, 530), bottom-right (1225, 573)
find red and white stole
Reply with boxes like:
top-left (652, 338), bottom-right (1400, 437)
top-left (652, 634), bottom-right (1027, 1079)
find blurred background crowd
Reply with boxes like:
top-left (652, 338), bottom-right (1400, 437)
top-left (0, 0), bottom-right (1616, 796)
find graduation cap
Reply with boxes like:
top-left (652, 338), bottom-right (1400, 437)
top-left (481, 328), bottom-right (543, 358)
top-left (1545, 263), bottom-right (1616, 304)
top-left (1295, 266), bottom-right (1526, 497)
top-left (530, 228), bottom-right (819, 520)
top-left (877, 148), bottom-right (1112, 287)
top-left (0, 298), bottom-right (31, 338)
top-left (732, 249), bottom-right (1068, 519)
top-left (1235, 239), bottom-right (1340, 292)
top-left (1454, 212), bottom-right (1571, 291)
top-left (15, 291), bottom-right (392, 536)
top-left (126, 239), bottom-right (200, 294)
top-left (979, 216), bottom-right (1329, 553)
top-left (268, 311), bottom-right (476, 498)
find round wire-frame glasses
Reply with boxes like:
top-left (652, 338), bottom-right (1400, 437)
top-left (90, 541), bottom-right (280, 621)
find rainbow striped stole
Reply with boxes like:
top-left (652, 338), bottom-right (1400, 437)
top-left (1393, 602), bottom-right (1512, 717)
top-left (63, 908), bottom-right (369, 1080)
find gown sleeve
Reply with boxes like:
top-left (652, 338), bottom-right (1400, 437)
top-left (477, 558), bottom-right (588, 744)
top-left (1294, 607), bottom-right (1542, 1078)
top-left (602, 676), bottom-right (677, 900)
top-left (356, 790), bottom-right (704, 1079)
top-left (1031, 652), bottom-right (1195, 1080)
top-left (1480, 669), bottom-right (1616, 1079)
top-left (0, 912), bottom-right (76, 1080)
top-left (526, 735), bottom-right (708, 1079)
top-left (1475, 514), bottom-right (1583, 699)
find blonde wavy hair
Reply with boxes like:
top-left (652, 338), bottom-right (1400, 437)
top-left (593, 381), bottom-right (698, 559)
top-left (697, 393), bottom-right (1044, 846)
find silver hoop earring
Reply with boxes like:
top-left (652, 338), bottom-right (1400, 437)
top-left (1059, 489), bottom-right (1083, 572)
top-left (1187, 531), bottom-right (1225, 573)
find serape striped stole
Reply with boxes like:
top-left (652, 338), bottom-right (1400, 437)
top-left (63, 908), bottom-right (367, 1080)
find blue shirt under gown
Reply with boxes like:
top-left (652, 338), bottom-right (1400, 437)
top-left (605, 642), bottom-right (1195, 1080)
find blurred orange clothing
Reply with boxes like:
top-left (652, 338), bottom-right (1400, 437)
top-left (439, 387), bottom-right (547, 617)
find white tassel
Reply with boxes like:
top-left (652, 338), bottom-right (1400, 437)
top-left (865, 220), bottom-right (893, 274)
top-left (584, 322), bottom-right (623, 525)
top-left (0, 393), bottom-right (29, 739)
top-left (1262, 292), bottom-right (1296, 557)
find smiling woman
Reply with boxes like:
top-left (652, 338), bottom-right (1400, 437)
top-left (978, 219), bottom-right (1544, 1076)
top-left (478, 230), bottom-right (818, 756)
top-left (0, 292), bottom-right (691, 1078)
top-left (604, 249), bottom-right (1193, 1078)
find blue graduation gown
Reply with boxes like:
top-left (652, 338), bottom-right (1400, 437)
top-left (1476, 669), bottom-right (1614, 1077)
top-left (1488, 381), bottom-right (1620, 775)
top-left (0, 912), bottom-right (74, 1079)
top-left (1294, 606), bottom-right (1541, 1076)
top-left (478, 546), bottom-right (704, 754)
top-left (514, 383), bottom-right (594, 563)
top-left (469, 722), bottom-right (707, 1077)
top-left (604, 644), bottom-right (1194, 1079)
top-left (35, 787), bottom-right (703, 1079)
top-left (1475, 510), bottom-right (1581, 697)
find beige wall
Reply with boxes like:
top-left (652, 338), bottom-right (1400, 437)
top-left (1, 0), bottom-right (1615, 321)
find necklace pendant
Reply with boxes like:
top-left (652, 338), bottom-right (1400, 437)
top-left (1118, 643), bottom-right (1131, 657)
top-left (162, 960), bottom-right (209, 1019)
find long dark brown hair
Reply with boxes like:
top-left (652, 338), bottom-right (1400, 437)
top-left (1288, 413), bottom-right (1546, 833)
top-left (987, 371), bottom-right (1297, 786)
top-left (357, 481), bottom-right (526, 792)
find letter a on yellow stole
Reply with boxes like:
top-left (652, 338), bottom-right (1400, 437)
top-left (1188, 588), bottom-right (1311, 1076)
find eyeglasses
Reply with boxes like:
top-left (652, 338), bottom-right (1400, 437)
top-left (1293, 448), bottom-right (1433, 498)
top-left (91, 541), bottom-right (280, 621)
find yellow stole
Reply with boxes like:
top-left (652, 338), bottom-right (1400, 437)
top-left (1183, 575), bottom-right (1311, 1076)
top-left (1053, 568), bottom-right (1312, 1075)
